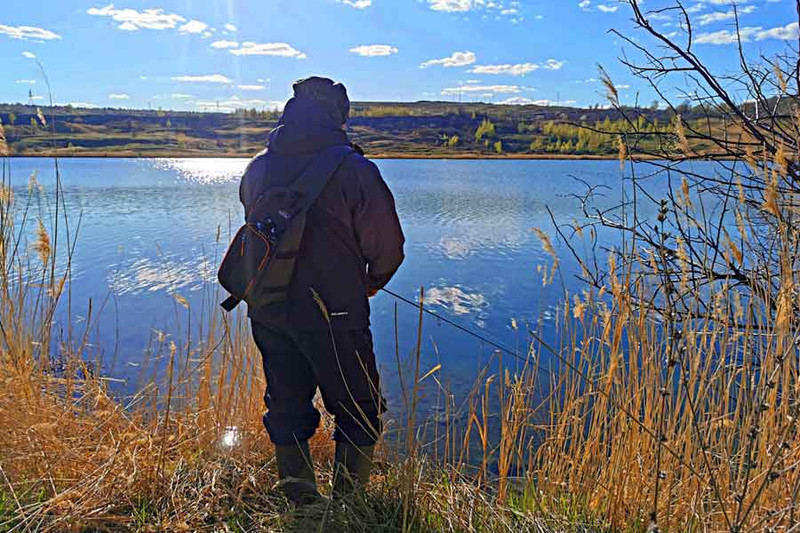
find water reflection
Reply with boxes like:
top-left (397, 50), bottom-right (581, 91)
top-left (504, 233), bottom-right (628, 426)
top-left (108, 255), bottom-right (216, 295)
top-left (436, 237), bottom-right (473, 260)
top-left (151, 158), bottom-right (245, 185)
top-left (426, 286), bottom-right (488, 316)
top-left (5, 157), bottom-right (669, 412)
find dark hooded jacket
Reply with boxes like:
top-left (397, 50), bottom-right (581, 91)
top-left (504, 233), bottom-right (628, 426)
top-left (239, 96), bottom-right (405, 331)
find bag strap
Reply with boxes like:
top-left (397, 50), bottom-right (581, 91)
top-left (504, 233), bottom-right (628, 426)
top-left (288, 144), bottom-right (355, 213)
top-left (219, 144), bottom-right (355, 313)
top-left (221, 295), bottom-right (240, 312)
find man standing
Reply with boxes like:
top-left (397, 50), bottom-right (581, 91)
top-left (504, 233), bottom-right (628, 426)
top-left (238, 77), bottom-right (405, 504)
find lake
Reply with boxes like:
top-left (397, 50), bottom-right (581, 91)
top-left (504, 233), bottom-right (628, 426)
top-left (6, 157), bottom-right (635, 418)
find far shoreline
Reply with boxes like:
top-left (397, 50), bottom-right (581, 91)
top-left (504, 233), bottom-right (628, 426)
top-left (6, 152), bottom-right (657, 161)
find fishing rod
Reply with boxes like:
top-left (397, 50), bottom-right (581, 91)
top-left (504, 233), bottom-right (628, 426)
top-left (378, 286), bottom-right (705, 479)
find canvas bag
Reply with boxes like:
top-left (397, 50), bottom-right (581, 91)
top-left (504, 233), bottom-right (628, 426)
top-left (218, 145), bottom-right (355, 312)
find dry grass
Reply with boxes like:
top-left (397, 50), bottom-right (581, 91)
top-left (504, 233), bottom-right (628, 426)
top-left (533, 283), bottom-right (800, 531)
top-left (0, 157), bottom-right (599, 532)
top-left (2, 129), bottom-right (799, 533)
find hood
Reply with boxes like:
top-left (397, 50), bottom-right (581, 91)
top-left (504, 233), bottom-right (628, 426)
top-left (268, 96), bottom-right (349, 155)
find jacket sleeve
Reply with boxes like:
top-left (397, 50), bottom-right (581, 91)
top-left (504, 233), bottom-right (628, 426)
top-left (351, 158), bottom-right (405, 293)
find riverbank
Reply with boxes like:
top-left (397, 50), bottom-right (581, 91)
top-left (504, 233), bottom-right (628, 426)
top-left (1, 100), bottom-right (718, 162)
top-left (0, 362), bottom-right (597, 532)
top-left (6, 150), bottom-right (639, 160)
top-left (0, 245), bottom-right (607, 531)
top-left (1, 157), bottom-right (794, 532)
top-left (0, 372), bottom-right (522, 532)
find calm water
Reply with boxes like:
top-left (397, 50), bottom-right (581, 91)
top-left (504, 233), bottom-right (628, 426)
top-left (6, 157), bottom-right (640, 416)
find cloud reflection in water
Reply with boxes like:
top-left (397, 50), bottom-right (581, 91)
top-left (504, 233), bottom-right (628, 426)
top-left (425, 286), bottom-right (487, 316)
top-left (108, 255), bottom-right (215, 295)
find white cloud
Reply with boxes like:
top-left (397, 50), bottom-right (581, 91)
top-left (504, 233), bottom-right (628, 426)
top-left (224, 23), bottom-right (237, 32)
top-left (756, 22), bottom-right (800, 40)
top-left (497, 97), bottom-right (538, 105)
top-left (211, 39), bottom-right (239, 49)
top-left (15, 79), bottom-right (36, 84)
top-left (498, 97), bottom-right (577, 105)
top-left (22, 51), bottom-right (36, 59)
top-left (238, 84), bottom-right (265, 91)
top-left (649, 12), bottom-right (672, 21)
top-left (544, 59), bottom-right (565, 70)
top-left (179, 20), bottom-right (208, 34)
top-left (339, 0), bottom-right (373, 7)
top-left (109, 93), bottom-right (130, 100)
top-left (350, 44), bottom-right (398, 56)
top-left (697, 6), bottom-right (755, 25)
top-left (171, 93), bottom-right (193, 99)
top-left (696, 22), bottom-right (799, 44)
top-left (427, 0), bottom-right (524, 20)
top-left (87, 4), bottom-right (187, 31)
top-left (198, 97), bottom-right (267, 107)
top-left (429, 0), bottom-right (472, 12)
top-left (171, 74), bottom-right (233, 83)
top-left (228, 42), bottom-right (307, 58)
top-left (596, 4), bottom-right (618, 13)
top-left (193, 95), bottom-right (280, 112)
top-left (469, 63), bottom-right (540, 76)
top-left (441, 84), bottom-right (521, 95)
top-left (466, 58), bottom-right (564, 76)
top-left (580, 0), bottom-right (619, 13)
top-left (420, 50), bottom-right (476, 68)
top-left (0, 24), bottom-right (61, 41)
top-left (696, 28), bottom-right (751, 44)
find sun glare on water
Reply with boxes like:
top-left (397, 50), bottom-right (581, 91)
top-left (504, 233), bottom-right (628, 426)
top-left (152, 158), bottom-right (249, 185)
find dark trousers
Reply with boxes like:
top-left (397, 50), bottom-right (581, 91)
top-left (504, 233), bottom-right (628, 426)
top-left (251, 321), bottom-right (386, 447)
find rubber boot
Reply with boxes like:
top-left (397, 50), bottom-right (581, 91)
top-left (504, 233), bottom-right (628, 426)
top-left (332, 443), bottom-right (374, 498)
top-left (274, 441), bottom-right (323, 505)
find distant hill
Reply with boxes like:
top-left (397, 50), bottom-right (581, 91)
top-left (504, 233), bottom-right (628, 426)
top-left (0, 101), bottom-right (719, 159)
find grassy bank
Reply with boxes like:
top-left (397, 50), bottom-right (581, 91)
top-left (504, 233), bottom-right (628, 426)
top-left (0, 149), bottom-right (609, 531)
top-left (0, 168), bottom-right (605, 531)
top-left (0, 100), bottom-right (731, 160)
top-left (1, 118), bottom-right (798, 531)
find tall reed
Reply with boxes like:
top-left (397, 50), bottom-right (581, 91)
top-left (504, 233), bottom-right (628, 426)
top-left (3, 114), bottom-right (798, 532)
top-left (0, 154), bottom-right (563, 531)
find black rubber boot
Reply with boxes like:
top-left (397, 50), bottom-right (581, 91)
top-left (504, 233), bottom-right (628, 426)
top-left (332, 443), bottom-right (374, 497)
top-left (274, 441), bottom-right (323, 505)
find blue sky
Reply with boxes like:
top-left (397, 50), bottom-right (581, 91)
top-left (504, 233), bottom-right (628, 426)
top-left (1, 0), bottom-right (797, 112)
